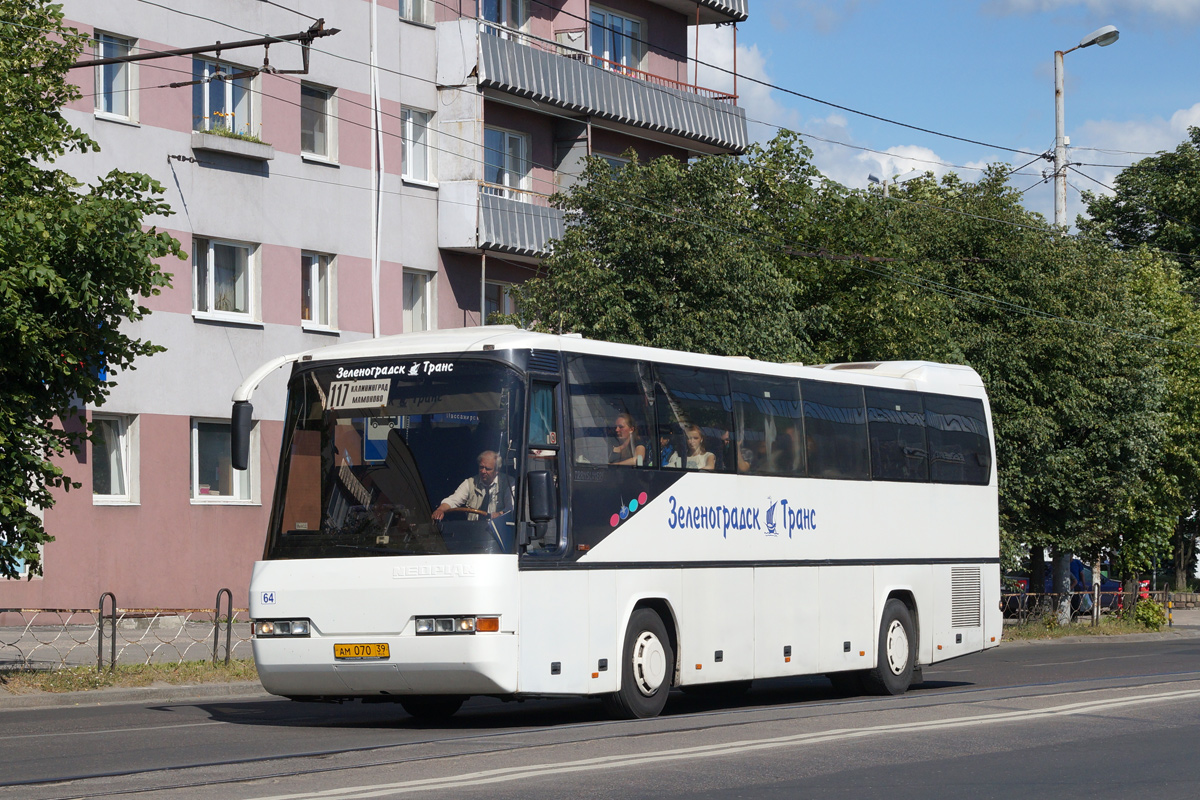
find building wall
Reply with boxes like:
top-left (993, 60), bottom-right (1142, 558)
top-left (3, 0), bottom-right (745, 610)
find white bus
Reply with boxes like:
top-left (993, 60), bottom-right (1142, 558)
top-left (233, 326), bottom-right (1000, 719)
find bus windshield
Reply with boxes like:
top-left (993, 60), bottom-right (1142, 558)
top-left (265, 358), bottom-right (525, 560)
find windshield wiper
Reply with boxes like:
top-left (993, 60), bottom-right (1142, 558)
top-left (331, 544), bottom-right (425, 555)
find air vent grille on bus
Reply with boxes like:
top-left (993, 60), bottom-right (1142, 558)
top-left (527, 350), bottom-right (560, 373)
top-left (951, 566), bottom-right (982, 628)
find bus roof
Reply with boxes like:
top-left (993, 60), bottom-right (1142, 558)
top-left (286, 326), bottom-right (984, 394)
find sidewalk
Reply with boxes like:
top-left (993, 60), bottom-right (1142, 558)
top-left (4, 608), bottom-right (1198, 711)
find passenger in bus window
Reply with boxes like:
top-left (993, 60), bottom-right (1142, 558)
top-left (721, 430), bottom-right (752, 473)
top-left (610, 413), bottom-right (646, 466)
top-left (658, 426), bottom-right (682, 468)
top-left (684, 424), bottom-right (716, 471)
top-left (431, 450), bottom-right (514, 521)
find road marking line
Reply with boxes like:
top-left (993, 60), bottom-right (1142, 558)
top-left (254, 687), bottom-right (1200, 799)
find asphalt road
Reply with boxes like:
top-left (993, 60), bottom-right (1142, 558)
top-left (3, 633), bottom-right (1200, 799)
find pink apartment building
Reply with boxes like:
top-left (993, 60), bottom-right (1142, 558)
top-left (4, 0), bottom-right (747, 609)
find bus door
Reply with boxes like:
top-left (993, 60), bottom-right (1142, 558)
top-left (518, 378), bottom-right (593, 694)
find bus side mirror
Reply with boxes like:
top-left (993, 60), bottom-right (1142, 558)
top-left (526, 470), bottom-right (558, 548)
top-left (231, 401), bottom-right (253, 471)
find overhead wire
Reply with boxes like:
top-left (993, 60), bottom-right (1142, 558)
top-left (26, 10), bottom-right (1200, 335)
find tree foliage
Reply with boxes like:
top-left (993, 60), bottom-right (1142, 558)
top-left (0, 0), bottom-right (182, 577)
top-left (513, 132), bottom-right (1192, 577)
top-left (1079, 127), bottom-right (1200, 279)
top-left (1081, 127), bottom-right (1200, 588)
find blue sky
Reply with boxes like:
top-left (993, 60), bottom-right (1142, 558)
top-left (692, 0), bottom-right (1200, 225)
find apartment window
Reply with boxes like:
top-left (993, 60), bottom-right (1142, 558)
top-left (481, 0), bottom-right (528, 32)
top-left (94, 33), bottom-right (133, 118)
top-left (400, 0), bottom-right (431, 24)
top-left (597, 153), bottom-right (630, 170)
top-left (404, 271), bottom-right (431, 332)
top-left (483, 127), bottom-right (529, 199)
top-left (193, 236), bottom-right (254, 319)
top-left (300, 83), bottom-right (334, 158)
top-left (191, 420), bottom-right (251, 501)
top-left (93, 415), bottom-right (137, 503)
top-left (302, 252), bottom-right (334, 328)
top-left (402, 108), bottom-right (433, 182)
top-left (590, 7), bottom-right (644, 71)
top-left (192, 58), bottom-right (253, 135)
top-left (485, 281), bottom-right (515, 321)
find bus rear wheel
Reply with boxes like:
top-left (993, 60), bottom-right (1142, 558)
top-left (603, 608), bottom-right (674, 719)
top-left (399, 694), bottom-right (465, 720)
top-left (863, 599), bottom-right (916, 696)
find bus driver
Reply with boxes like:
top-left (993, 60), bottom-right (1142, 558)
top-left (431, 450), bottom-right (514, 521)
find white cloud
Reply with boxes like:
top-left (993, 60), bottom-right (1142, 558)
top-left (690, 26), bottom-right (801, 144)
top-left (985, 0), bottom-right (1200, 21)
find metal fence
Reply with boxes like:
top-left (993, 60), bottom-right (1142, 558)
top-left (0, 590), bottom-right (251, 671)
top-left (1001, 588), bottom-right (1175, 626)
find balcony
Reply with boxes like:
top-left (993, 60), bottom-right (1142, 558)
top-left (646, 0), bottom-right (748, 25)
top-left (437, 20), bottom-right (747, 155)
top-left (439, 181), bottom-right (565, 260)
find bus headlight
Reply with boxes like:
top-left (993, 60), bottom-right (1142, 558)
top-left (414, 616), bottom-right (499, 635)
top-left (254, 619), bottom-right (312, 637)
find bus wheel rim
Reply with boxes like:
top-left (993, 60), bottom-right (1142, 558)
top-left (885, 620), bottom-right (909, 675)
top-left (632, 631), bottom-right (667, 696)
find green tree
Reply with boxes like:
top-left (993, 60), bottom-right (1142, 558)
top-left (0, 0), bottom-right (182, 577)
top-left (1079, 127), bottom-right (1200, 278)
top-left (1080, 129), bottom-right (1200, 590)
top-left (515, 132), bottom-right (1177, 613)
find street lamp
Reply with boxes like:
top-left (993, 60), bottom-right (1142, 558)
top-left (1054, 24), bottom-right (1119, 227)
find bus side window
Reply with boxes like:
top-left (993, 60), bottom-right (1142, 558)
top-left (653, 365), bottom-right (733, 472)
top-left (731, 373), bottom-right (804, 477)
top-left (801, 380), bottom-right (870, 480)
top-left (565, 355), bottom-right (654, 468)
top-left (866, 388), bottom-right (928, 482)
top-left (925, 395), bottom-right (991, 485)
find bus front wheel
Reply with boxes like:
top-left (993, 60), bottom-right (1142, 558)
top-left (603, 608), bottom-right (674, 719)
top-left (863, 599), bottom-right (916, 696)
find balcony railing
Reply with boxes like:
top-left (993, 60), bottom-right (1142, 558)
top-left (440, 180), bottom-right (564, 259)
top-left (479, 21), bottom-right (737, 104)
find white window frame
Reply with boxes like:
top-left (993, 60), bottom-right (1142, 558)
top-left (192, 236), bottom-right (259, 323)
top-left (483, 126), bottom-right (530, 199)
top-left (92, 414), bottom-right (139, 505)
top-left (481, 0), bottom-right (529, 34)
top-left (590, 6), bottom-right (645, 72)
top-left (485, 280), bottom-right (516, 320)
top-left (191, 418), bottom-right (256, 504)
top-left (300, 82), bottom-right (337, 161)
top-left (401, 108), bottom-right (435, 184)
top-left (302, 251), bottom-right (337, 331)
top-left (192, 57), bottom-right (257, 136)
top-left (94, 32), bottom-right (137, 123)
top-left (403, 270), bottom-right (434, 332)
top-left (400, 0), bottom-right (432, 25)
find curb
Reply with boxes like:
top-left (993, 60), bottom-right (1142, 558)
top-left (1000, 626), bottom-right (1200, 647)
top-left (0, 680), bottom-right (271, 711)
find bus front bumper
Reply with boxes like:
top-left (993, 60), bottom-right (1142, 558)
top-left (253, 633), bottom-right (519, 697)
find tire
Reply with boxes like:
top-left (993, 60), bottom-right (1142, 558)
top-left (603, 608), bottom-right (674, 719)
top-left (862, 598), bottom-right (916, 696)
top-left (399, 694), bottom-right (465, 720)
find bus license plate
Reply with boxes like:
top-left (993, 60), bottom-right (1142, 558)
top-left (334, 643), bottom-right (390, 660)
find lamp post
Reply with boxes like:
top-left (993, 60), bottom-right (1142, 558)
top-left (1054, 24), bottom-right (1119, 228)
